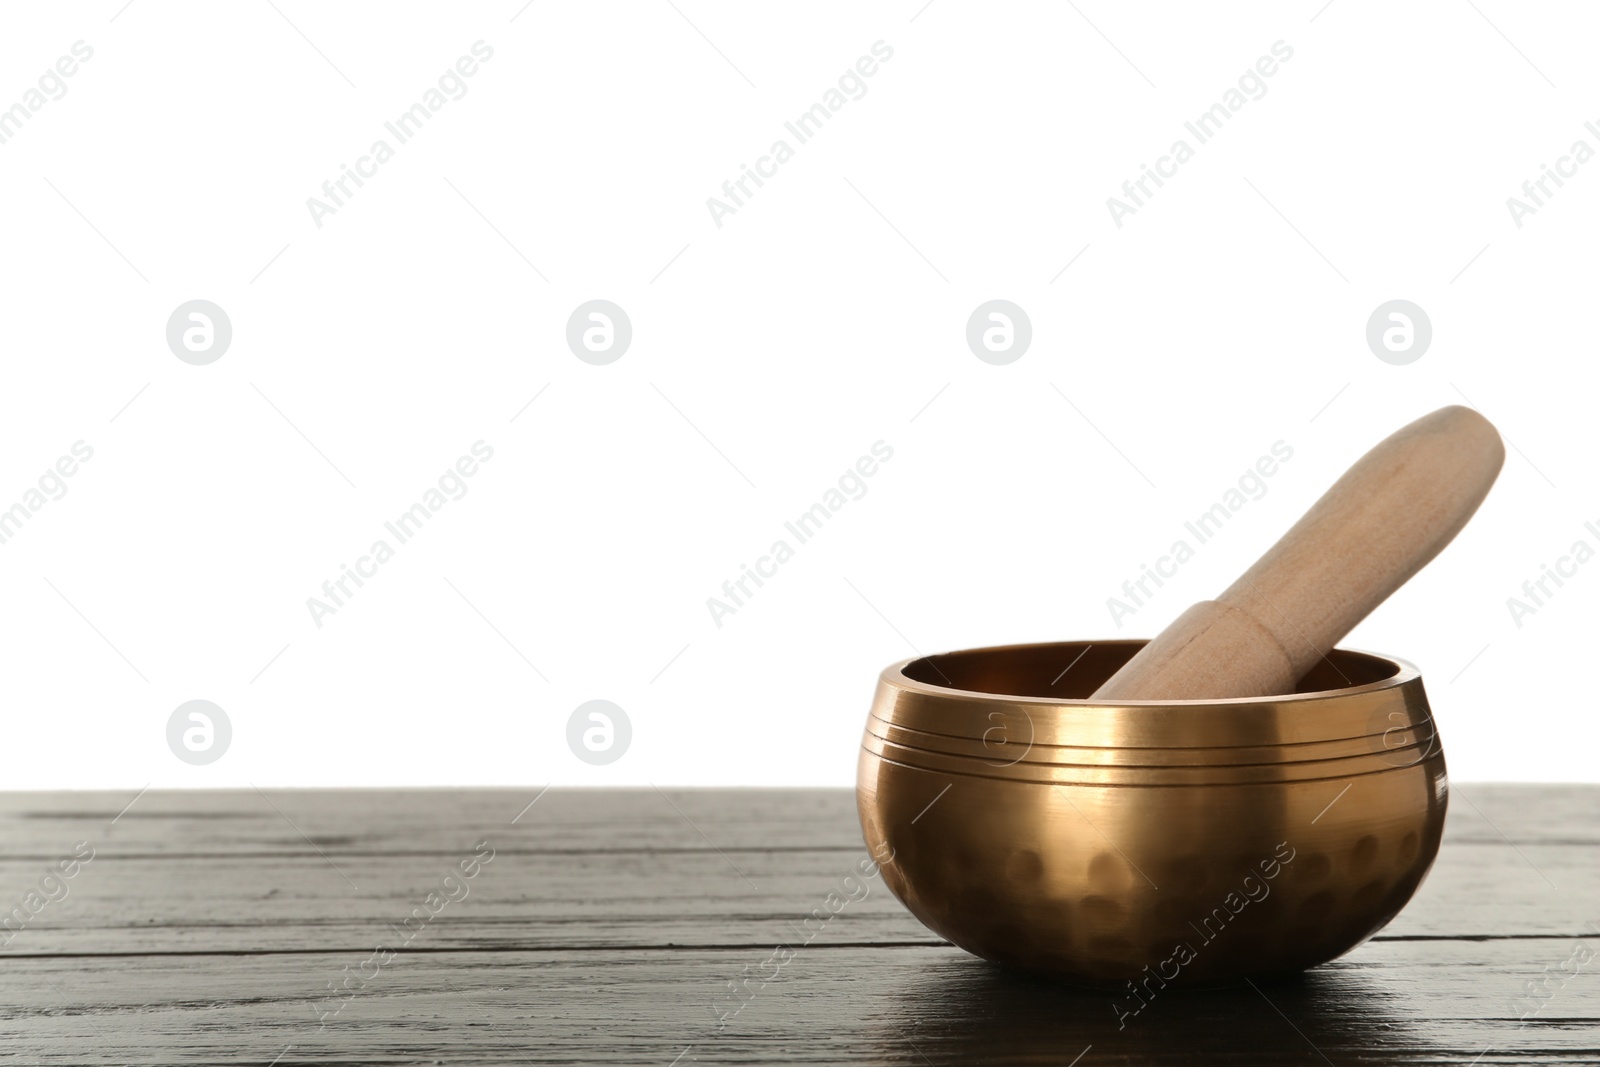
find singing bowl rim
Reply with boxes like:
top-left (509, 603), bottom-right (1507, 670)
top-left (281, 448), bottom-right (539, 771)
top-left (884, 639), bottom-right (1418, 705)
top-left (874, 640), bottom-right (1429, 750)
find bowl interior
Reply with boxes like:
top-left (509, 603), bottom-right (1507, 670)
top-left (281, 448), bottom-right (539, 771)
top-left (901, 640), bottom-right (1402, 700)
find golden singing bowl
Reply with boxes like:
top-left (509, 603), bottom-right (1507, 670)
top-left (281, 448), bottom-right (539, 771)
top-left (856, 640), bottom-right (1448, 984)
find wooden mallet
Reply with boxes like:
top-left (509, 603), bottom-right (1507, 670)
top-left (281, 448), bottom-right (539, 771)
top-left (1092, 405), bottom-right (1505, 701)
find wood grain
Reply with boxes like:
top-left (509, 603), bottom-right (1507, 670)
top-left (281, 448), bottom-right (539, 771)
top-left (0, 786), bottom-right (1594, 1064)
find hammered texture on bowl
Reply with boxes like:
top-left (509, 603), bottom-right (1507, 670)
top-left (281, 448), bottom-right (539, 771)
top-left (856, 640), bottom-right (1448, 984)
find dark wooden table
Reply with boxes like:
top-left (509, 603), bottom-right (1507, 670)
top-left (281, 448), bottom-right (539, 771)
top-left (0, 785), bottom-right (1594, 1064)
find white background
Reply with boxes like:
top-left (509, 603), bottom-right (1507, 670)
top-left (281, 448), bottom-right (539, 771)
top-left (0, 1), bottom-right (1594, 789)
